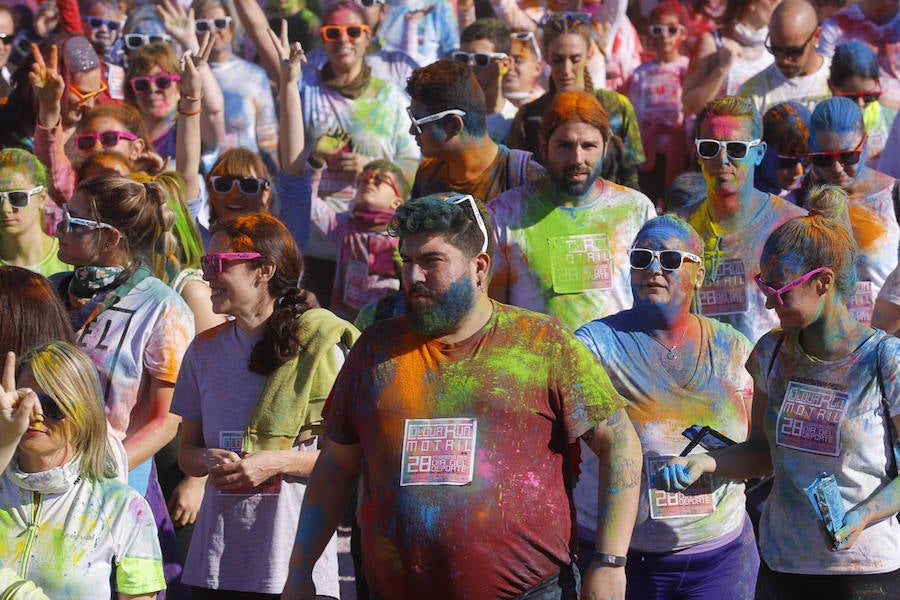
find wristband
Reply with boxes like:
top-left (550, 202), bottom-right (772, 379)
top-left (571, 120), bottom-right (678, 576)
top-left (593, 552), bottom-right (627, 567)
top-left (181, 94), bottom-right (202, 102)
top-left (177, 107), bottom-right (202, 116)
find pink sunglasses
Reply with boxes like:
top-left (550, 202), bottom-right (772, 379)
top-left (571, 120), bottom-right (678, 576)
top-left (754, 266), bottom-right (831, 305)
top-left (200, 252), bottom-right (263, 278)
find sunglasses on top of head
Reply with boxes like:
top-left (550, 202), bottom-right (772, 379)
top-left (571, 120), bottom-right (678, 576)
top-left (628, 248), bottom-right (701, 271)
top-left (129, 73), bottom-right (181, 93)
top-left (510, 31), bottom-right (542, 61)
top-left (320, 24), bottom-right (370, 42)
top-left (83, 16), bottom-right (123, 31)
top-left (124, 33), bottom-right (172, 50)
top-left (695, 138), bottom-right (762, 160)
top-left (0, 186), bottom-right (44, 209)
top-left (544, 11), bottom-right (592, 26)
top-left (195, 17), bottom-right (232, 33)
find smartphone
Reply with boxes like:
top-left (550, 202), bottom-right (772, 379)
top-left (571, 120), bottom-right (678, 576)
top-left (680, 424), bottom-right (737, 456)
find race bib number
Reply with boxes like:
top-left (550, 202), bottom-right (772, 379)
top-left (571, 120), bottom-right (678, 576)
top-left (343, 259), bottom-right (370, 309)
top-left (847, 280), bottom-right (874, 325)
top-left (548, 234), bottom-right (613, 294)
top-left (217, 431), bottom-right (282, 495)
top-left (107, 64), bottom-right (125, 101)
top-left (400, 418), bottom-right (477, 486)
top-left (776, 381), bottom-right (850, 456)
top-left (699, 259), bottom-right (748, 316)
top-left (646, 455), bottom-right (716, 519)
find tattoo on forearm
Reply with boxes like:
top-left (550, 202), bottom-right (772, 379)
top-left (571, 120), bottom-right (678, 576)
top-left (610, 456), bottom-right (641, 489)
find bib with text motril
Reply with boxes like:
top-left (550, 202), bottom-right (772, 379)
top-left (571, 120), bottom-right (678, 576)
top-left (776, 381), bottom-right (850, 456)
top-left (400, 418), bottom-right (477, 486)
top-left (698, 258), bottom-right (748, 316)
top-left (548, 234), bottom-right (613, 294)
top-left (218, 431), bottom-right (282, 495)
top-left (847, 280), bottom-right (875, 326)
top-left (646, 455), bottom-right (716, 519)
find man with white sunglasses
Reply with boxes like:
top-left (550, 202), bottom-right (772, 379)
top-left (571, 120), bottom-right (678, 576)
top-left (489, 90), bottom-right (655, 331)
top-left (686, 96), bottom-right (806, 344)
top-left (284, 192), bottom-right (641, 600)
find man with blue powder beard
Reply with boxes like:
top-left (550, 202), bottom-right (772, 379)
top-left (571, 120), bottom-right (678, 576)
top-left (488, 90), bottom-right (656, 332)
top-left (283, 192), bottom-right (642, 600)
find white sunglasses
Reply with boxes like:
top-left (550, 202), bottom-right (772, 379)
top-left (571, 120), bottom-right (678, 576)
top-left (407, 107), bottom-right (467, 135)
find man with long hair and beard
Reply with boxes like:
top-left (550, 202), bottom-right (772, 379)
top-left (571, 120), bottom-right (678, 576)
top-left (282, 192), bottom-right (642, 600)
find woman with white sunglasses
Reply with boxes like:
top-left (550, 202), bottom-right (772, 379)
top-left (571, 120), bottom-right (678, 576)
top-left (575, 214), bottom-right (759, 600)
top-left (656, 186), bottom-right (900, 600)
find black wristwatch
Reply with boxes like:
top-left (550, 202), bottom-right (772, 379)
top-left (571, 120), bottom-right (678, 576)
top-left (593, 552), bottom-right (627, 567)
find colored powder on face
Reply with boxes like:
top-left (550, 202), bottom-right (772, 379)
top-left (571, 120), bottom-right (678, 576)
top-left (406, 275), bottom-right (475, 336)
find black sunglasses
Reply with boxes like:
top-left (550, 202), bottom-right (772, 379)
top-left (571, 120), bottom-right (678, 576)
top-left (765, 29), bottom-right (817, 59)
top-left (0, 33), bottom-right (12, 46)
top-left (195, 17), bottom-right (232, 33)
top-left (774, 152), bottom-right (810, 170)
top-left (124, 33), bottom-right (172, 50)
top-left (37, 393), bottom-right (67, 421)
top-left (210, 176), bottom-right (268, 195)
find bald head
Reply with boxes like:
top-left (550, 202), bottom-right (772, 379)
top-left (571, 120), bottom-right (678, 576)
top-left (769, 0), bottom-right (822, 78)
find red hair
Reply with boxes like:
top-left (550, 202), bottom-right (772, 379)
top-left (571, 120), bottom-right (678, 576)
top-left (540, 91), bottom-right (610, 143)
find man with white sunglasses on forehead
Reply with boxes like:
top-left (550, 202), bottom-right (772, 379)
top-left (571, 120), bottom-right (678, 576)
top-left (686, 96), bottom-right (806, 344)
top-left (284, 191), bottom-right (641, 600)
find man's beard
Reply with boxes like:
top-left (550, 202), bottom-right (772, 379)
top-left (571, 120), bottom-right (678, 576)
top-left (549, 159), bottom-right (603, 197)
top-left (405, 275), bottom-right (476, 337)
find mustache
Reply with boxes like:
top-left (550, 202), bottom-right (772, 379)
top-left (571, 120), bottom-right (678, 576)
top-left (409, 283), bottom-right (436, 298)
top-left (564, 165), bottom-right (592, 177)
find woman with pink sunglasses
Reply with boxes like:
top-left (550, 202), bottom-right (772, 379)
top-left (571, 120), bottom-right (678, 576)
top-left (655, 186), bottom-right (900, 600)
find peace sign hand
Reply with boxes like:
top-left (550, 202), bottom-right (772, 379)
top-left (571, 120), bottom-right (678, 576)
top-left (179, 32), bottom-right (214, 101)
top-left (268, 19), bottom-right (306, 86)
top-left (0, 352), bottom-right (41, 449)
top-left (28, 44), bottom-right (64, 111)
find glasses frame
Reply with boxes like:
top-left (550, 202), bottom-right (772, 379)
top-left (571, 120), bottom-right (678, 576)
top-left (445, 193), bottom-right (489, 254)
top-left (320, 24), bottom-right (371, 42)
top-left (209, 175), bottom-right (269, 196)
top-left (695, 138), bottom-right (762, 160)
top-left (0, 186), bottom-right (44, 209)
top-left (754, 266), bottom-right (831, 306)
top-left (356, 0), bottom-right (387, 6)
top-left (511, 31), bottom-right (542, 62)
top-left (359, 171), bottom-right (400, 197)
top-left (628, 248), bottom-right (702, 271)
top-left (200, 252), bottom-right (264, 278)
top-left (808, 133), bottom-right (867, 169)
top-left (406, 107), bottom-right (467, 135)
top-left (74, 130), bottom-right (139, 151)
top-left (36, 393), bottom-right (67, 421)
top-left (57, 203), bottom-right (115, 235)
top-left (765, 29), bottom-right (817, 59)
top-left (83, 16), bottom-right (123, 31)
top-left (544, 11), bottom-right (592, 26)
top-left (124, 33), bottom-right (172, 50)
top-left (129, 73), bottom-right (181, 94)
top-left (0, 33), bottom-right (12, 45)
top-left (649, 24), bottom-right (685, 37)
top-left (195, 16), bottom-right (233, 33)
top-left (450, 51), bottom-right (509, 68)
top-left (833, 81), bottom-right (882, 105)
top-left (69, 79), bottom-right (109, 107)
top-left (773, 151), bottom-right (810, 170)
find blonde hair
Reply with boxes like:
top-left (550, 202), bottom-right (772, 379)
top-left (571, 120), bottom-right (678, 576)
top-left (21, 342), bottom-right (118, 481)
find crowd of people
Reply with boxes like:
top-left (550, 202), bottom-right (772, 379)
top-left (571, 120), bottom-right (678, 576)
top-left (1, 0), bottom-right (900, 598)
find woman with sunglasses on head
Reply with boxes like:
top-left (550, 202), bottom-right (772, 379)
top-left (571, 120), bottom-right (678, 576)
top-left (508, 11), bottom-right (645, 190)
top-left (681, 0), bottom-right (776, 117)
top-left (656, 186), bottom-right (900, 600)
top-left (51, 173), bottom-right (195, 595)
top-left (756, 101), bottom-right (813, 207)
top-left (829, 41), bottom-right (896, 168)
top-left (0, 149), bottom-right (71, 278)
top-left (575, 214), bottom-right (759, 600)
top-left (0, 343), bottom-right (167, 599)
top-left (807, 96), bottom-right (899, 325)
top-left (171, 213), bottom-right (352, 599)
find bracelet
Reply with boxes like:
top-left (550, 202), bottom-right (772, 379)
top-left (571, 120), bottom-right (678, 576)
top-left (593, 552), bottom-right (627, 567)
top-left (177, 107), bottom-right (202, 116)
top-left (181, 94), bottom-right (202, 102)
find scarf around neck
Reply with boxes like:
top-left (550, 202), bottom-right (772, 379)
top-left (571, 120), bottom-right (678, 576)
top-left (7, 455), bottom-right (81, 495)
top-left (321, 62), bottom-right (372, 99)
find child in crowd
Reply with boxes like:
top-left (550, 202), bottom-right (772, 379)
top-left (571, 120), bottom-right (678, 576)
top-left (629, 0), bottom-right (690, 207)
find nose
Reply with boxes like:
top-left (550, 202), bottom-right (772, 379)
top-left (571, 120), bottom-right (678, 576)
top-left (647, 254), bottom-right (663, 274)
top-left (406, 263), bottom-right (426, 284)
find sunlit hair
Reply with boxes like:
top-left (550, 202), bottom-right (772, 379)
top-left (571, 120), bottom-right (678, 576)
top-left (78, 103), bottom-right (152, 149)
top-left (809, 96), bottom-right (865, 152)
top-left (694, 95), bottom-right (762, 139)
top-left (19, 341), bottom-right (118, 481)
top-left (323, 0), bottom-right (366, 24)
top-left (763, 101), bottom-right (811, 156)
top-left (390, 193), bottom-right (492, 259)
top-left (650, 0), bottom-right (687, 24)
top-left (541, 90), bottom-right (610, 143)
top-left (190, 0), bottom-right (243, 49)
top-left (205, 148), bottom-right (271, 220)
top-left (761, 184), bottom-right (858, 301)
top-left (129, 171), bottom-right (203, 274)
top-left (209, 214), bottom-right (318, 374)
top-left (542, 13), bottom-right (596, 93)
top-left (831, 40), bottom-right (880, 86)
top-left (634, 214), bottom-right (703, 255)
top-left (0, 148), bottom-right (48, 190)
top-left (123, 4), bottom-right (165, 36)
top-left (124, 42), bottom-right (180, 107)
top-left (0, 267), bottom-right (75, 355)
top-left (76, 174), bottom-right (176, 275)
top-left (362, 159), bottom-right (410, 200)
top-left (406, 60), bottom-right (487, 137)
top-left (461, 18), bottom-right (511, 54)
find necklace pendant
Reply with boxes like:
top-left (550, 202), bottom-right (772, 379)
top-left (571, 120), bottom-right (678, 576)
top-left (666, 347), bottom-right (678, 361)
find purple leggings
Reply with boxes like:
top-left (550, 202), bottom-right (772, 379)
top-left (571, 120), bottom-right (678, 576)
top-left (625, 515), bottom-right (759, 600)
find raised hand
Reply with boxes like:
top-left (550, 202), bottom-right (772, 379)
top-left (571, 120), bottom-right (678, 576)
top-left (158, 0), bottom-right (199, 53)
top-left (313, 127), bottom-right (351, 159)
top-left (268, 19), bottom-right (306, 87)
top-left (179, 32), bottom-right (213, 102)
top-left (0, 352), bottom-right (40, 449)
top-left (28, 44), bottom-right (64, 121)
